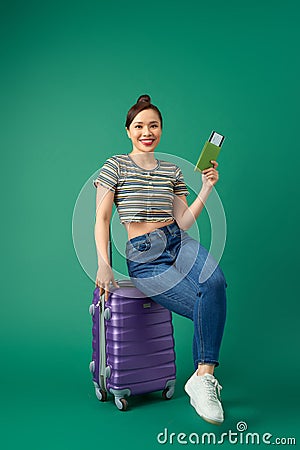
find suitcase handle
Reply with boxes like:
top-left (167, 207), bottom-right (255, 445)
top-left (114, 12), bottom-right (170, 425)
top-left (98, 286), bottom-right (107, 391)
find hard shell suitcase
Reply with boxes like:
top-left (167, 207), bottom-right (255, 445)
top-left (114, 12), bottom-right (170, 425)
top-left (89, 280), bottom-right (176, 410)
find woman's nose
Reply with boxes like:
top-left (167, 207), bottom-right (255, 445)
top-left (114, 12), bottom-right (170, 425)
top-left (142, 127), bottom-right (152, 136)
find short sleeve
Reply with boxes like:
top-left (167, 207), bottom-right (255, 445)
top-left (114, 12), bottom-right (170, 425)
top-left (174, 166), bottom-right (189, 196)
top-left (93, 157), bottom-right (120, 192)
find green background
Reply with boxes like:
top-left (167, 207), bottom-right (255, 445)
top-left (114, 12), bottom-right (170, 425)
top-left (1, 0), bottom-right (299, 448)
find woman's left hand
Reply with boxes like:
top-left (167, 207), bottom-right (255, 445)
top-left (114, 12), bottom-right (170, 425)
top-left (201, 160), bottom-right (219, 188)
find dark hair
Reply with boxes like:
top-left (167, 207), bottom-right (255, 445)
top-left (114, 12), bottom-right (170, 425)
top-left (125, 94), bottom-right (163, 129)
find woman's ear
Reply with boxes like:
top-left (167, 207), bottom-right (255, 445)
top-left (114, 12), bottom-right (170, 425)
top-left (125, 127), bottom-right (131, 139)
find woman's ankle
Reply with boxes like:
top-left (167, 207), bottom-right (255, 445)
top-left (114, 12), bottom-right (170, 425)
top-left (197, 363), bottom-right (215, 376)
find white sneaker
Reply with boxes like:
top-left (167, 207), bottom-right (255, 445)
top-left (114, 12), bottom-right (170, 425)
top-left (184, 371), bottom-right (224, 425)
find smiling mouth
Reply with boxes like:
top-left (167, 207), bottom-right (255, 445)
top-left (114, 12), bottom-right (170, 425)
top-left (140, 139), bottom-right (155, 145)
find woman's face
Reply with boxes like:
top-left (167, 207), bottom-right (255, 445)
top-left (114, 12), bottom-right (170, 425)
top-left (126, 109), bottom-right (162, 153)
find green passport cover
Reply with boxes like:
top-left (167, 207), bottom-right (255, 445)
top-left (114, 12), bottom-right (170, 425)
top-left (194, 141), bottom-right (221, 172)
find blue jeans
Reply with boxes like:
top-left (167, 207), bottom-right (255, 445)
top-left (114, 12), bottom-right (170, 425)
top-left (125, 221), bottom-right (227, 370)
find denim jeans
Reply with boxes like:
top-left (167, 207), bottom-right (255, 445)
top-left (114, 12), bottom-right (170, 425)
top-left (125, 221), bottom-right (227, 369)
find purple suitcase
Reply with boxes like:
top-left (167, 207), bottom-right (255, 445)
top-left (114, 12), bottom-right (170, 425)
top-left (89, 280), bottom-right (176, 410)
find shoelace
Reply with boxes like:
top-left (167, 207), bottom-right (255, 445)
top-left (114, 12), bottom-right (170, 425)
top-left (202, 376), bottom-right (223, 402)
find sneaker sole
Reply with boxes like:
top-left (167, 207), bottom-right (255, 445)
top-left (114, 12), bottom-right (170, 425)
top-left (185, 383), bottom-right (224, 426)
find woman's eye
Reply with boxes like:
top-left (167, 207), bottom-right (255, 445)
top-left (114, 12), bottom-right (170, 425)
top-left (134, 124), bottom-right (158, 129)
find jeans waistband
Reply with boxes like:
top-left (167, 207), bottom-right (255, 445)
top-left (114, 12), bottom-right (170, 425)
top-left (126, 221), bottom-right (180, 246)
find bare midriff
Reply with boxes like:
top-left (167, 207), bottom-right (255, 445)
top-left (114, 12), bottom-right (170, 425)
top-left (124, 220), bottom-right (175, 240)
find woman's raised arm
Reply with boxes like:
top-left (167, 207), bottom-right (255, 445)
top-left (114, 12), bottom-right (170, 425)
top-left (173, 161), bottom-right (219, 230)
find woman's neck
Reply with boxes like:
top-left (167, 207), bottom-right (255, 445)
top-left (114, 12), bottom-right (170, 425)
top-left (128, 151), bottom-right (157, 170)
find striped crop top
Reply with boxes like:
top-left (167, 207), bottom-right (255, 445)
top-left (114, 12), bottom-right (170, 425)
top-left (93, 153), bottom-right (189, 223)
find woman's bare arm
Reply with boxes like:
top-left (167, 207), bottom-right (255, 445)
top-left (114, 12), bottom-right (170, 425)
top-left (173, 161), bottom-right (219, 230)
top-left (94, 185), bottom-right (119, 299)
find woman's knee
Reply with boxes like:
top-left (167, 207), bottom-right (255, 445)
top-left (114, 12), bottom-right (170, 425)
top-left (203, 264), bottom-right (227, 291)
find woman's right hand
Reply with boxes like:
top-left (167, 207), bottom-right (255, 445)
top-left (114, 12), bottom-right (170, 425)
top-left (96, 263), bottom-right (120, 301)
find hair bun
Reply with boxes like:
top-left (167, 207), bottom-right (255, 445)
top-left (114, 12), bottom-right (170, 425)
top-left (137, 94), bottom-right (151, 104)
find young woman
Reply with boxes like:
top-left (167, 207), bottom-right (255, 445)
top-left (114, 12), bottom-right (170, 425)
top-left (94, 95), bottom-right (227, 425)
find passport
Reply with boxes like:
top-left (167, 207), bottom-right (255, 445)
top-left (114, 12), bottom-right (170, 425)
top-left (194, 131), bottom-right (225, 172)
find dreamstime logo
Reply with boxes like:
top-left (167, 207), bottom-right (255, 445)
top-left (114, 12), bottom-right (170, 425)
top-left (236, 421), bottom-right (248, 432)
top-left (72, 152), bottom-right (227, 292)
top-left (156, 421), bottom-right (296, 446)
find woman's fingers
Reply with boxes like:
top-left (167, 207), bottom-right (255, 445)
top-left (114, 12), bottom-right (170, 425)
top-left (99, 286), bottom-right (105, 296)
top-left (113, 279), bottom-right (120, 289)
top-left (104, 284), bottom-right (110, 301)
top-left (96, 268), bottom-right (119, 301)
top-left (202, 161), bottom-right (219, 174)
top-left (203, 171), bottom-right (218, 179)
top-left (202, 168), bottom-right (218, 175)
top-left (97, 284), bottom-right (109, 301)
top-left (202, 164), bottom-right (219, 186)
top-left (202, 164), bottom-right (218, 177)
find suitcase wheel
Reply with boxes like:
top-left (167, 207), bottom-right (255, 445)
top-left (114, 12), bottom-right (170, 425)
top-left (89, 361), bottom-right (95, 374)
top-left (95, 388), bottom-right (108, 402)
top-left (115, 397), bottom-right (128, 411)
top-left (162, 387), bottom-right (174, 400)
top-left (89, 304), bottom-right (95, 316)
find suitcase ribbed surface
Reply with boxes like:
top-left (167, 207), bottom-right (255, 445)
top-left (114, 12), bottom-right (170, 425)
top-left (105, 285), bottom-right (176, 396)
